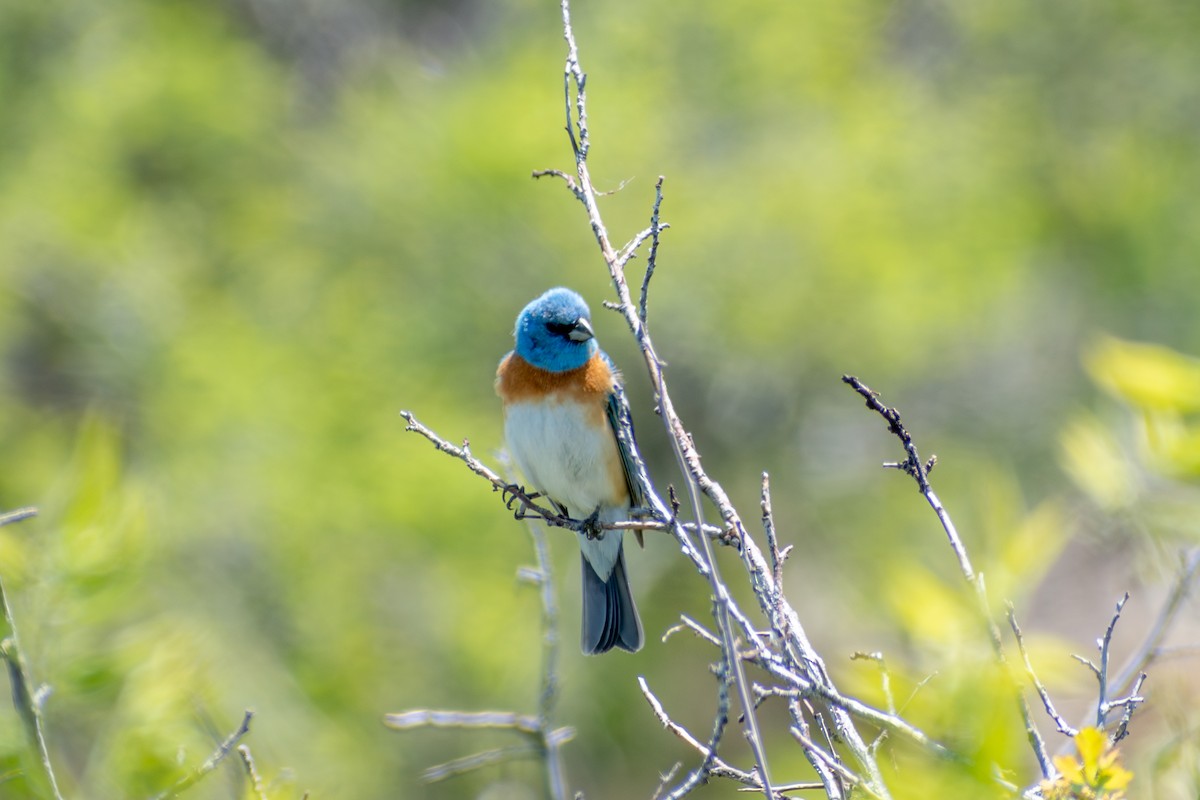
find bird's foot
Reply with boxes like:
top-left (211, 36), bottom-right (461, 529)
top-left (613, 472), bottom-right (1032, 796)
top-left (501, 483), bottom-right (541, 509)
top-left (581, 507), bottom-right (604, 540)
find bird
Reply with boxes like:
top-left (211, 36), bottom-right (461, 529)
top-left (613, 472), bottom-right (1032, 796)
top-left (496, 287), bottom-right (645, 654)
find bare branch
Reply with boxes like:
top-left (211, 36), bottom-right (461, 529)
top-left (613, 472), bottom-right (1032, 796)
top-left (1007, 606), bottom-right (1077, 737)
top-left (1096, 592), bottom-right (1130, 729)
top-left (401, 410), bottom-right (728, 543)
top-left (385, 709), bottom-right (545, 736)
top-left (543, 5), bottom-right (786, 794)
top-left (525, 509), bottom-right (570, 800)
top-left (850, 652), bottom-right (897, 717)
top-left (841, 375), bottom-right (1052, 779)
top-left (1110, 672), bottom-right (1146, 743)
top-left (657, 642), bottom-right (733, 800)
top-left (638, 176), bottom-right (668, 325)
top-left (385, 483), bottom-right (573, 799)
top-left (422, 744), bottom-right (540, 783)
top-left (1108, 548), bottom-right (1199, 699)
top-left (149, 710), bottom-right (255, 800)
top-left (0, 508), bottom-right (38, 528)
top-left (1071, 654), bottom-right (1101, 679)
top-left (0, 506), bottom-right (63, 800)
top-left (789, 726), bottom-right (884, 800)
top-left (760, 473), bottom-right (788, 614)
top-left (662, 615), bottom-right (722, 649)
top-left (236, 744), bottom-right (269, 800)
top-left (638, 677), bottom-right (767, 793)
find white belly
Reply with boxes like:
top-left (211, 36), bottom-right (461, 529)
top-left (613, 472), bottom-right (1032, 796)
top-left (504, 399), bottom-right (622, 515)
top-left (505, 399), bottom-right (629, 580)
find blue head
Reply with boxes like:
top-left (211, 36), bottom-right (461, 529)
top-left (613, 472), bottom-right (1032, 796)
top-left (514, 287), bottom-right (598, 372)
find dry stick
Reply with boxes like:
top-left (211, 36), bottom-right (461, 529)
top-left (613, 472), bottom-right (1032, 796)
top-left (401, 416), bottom-right (945, 778)
top-left (523, 511), bottom-right (570, 800)
top-left (764, 479), bottom-right (848, 795)
top-left (672, 616), bottom-right (948, 760)
top-left (788, 727), bottom-right (885, 800)
top-left (401, 410), bottom-right (725, 541)
top-left (1074, 547), bottom-right (1200, 745)
top-left (421, 744), bottom-right (541, 784)
top-left (637, 677), bottom-right (769, 791)
top-left (661, 599), bottom-right (734, 800)
top-left (0, 508), bottom-right (38, 527)
top-left (383, 509), bottom-right (572, 798)
top-left (858, 653), bottom-right (897, 717)
top-left (1007, 605), bottom-right (1077, 737)
top-left (0, 507), bottom-right (63, 800)
top-left (1110, 672), bottom-right (1147, 744)
top-left (538, 8), bottom-right (908, 792)
top-left (385, 709), bottom-right (544, 736)
top-left (841, 375), bottom-right (1054, 780)
top-left (637, 176), bottom-right (668, 326)
top-left (1095, 593), bottom-right (1129, 729)
top-left (149, 710), bottom-right (255, 800)
top-left (1112, 548), bottom-right (1200, 694)
top-left (236, 744), bottom-right (269, 800)
top-left (1080, 593), bottom-right (1147, 744)
top-left (401, 410), bottom-right (725, 540)
top-left (544, 2), bottom-right (777, 797)
top-left (385, 695), bottom-right (575, 790)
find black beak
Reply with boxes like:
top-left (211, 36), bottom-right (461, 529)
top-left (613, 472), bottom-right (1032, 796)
top-left (568, 317), bottom-right (595, 342)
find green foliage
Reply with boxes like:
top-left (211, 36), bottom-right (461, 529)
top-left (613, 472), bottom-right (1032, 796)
top-left (1, 0), bottom-right (1198, 797)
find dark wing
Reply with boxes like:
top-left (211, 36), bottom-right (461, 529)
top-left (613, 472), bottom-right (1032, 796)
top-left (603, 356), bottom-right (648, 513)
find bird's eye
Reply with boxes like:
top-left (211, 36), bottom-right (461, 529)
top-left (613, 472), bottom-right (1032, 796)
top-left (546, 321), bottom-right (576, 337)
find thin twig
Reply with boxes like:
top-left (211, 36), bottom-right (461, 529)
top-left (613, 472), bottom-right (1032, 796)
top-left (753, 655), bottom-right (952, 759)
top-left (0, 506), bottom-right (64, 800)
top-left (236, 744), bottom-right (269, 800)
top-left (400, 410), bottom-right (726, 541)
top-left (1007, 606), bottom-right (1077, 737)
top-left (1101, 549), bottom-right (1199, 715)
top-left (761, 473), bottom-right (789, 618)
top-left (539, 10), bottom-right (907, 788)
top-left (789, 727), bottom-right (884, 800)
top-left (841, 375), bottom-right (1053, 779)
top-left (149, 710), bottom-right (255, 800)
top-left (422, 744), bottom-right (541, 783)
top-left (662, 615), bottom-right (722, 648)
top-left (662, 599), bottom-right (735, 799)
top-left (638, 176), bottom-right (667, 325)
top-left (0, 508), bottom-right (39, 528)
top-left (1109, 672), bottom-right (1146, 744)
top-left (652, 762), bottom-right (684, 800)
top-left (384, 483), bottom-right (573, 799)
top-left (786, 696), bottom-right (844, 799)
top-left (547, 4), bottom-right (780, 795)
top-left (1096, 592), bottom-right (1129, 729)
top-left (850, 652), bottom-right (897, 717)
top-left (384, 709), bottom-right (543, 736)
top-left (1070, 654), bottom-right (1101, 679)
top-left (637, 677), bottom-right (769, 792)
top-left (524, 507), bottom-right (570, 800)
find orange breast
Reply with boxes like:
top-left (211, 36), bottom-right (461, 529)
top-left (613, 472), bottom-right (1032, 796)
top-left (496, 352), bottom-right (617, 404)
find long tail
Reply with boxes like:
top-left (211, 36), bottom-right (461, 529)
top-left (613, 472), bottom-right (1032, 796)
top-left (580, 540), bottom-right (643, 654)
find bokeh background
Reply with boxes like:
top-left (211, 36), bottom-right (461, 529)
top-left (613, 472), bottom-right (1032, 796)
top-left (2, 0), bottom-right (1199, 797)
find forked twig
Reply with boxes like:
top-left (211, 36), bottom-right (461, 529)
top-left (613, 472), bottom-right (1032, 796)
top-left (841, 375), bottom-right (1052, 779)
top-left (149, 710), bottom-right (255, 800)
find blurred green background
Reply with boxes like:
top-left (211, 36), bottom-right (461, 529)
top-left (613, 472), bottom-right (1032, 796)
top-left (2, 0), bottom-right (1199, 797)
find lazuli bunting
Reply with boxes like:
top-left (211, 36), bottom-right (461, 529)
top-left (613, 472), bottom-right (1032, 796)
top-left (496, 287), bottom-right (644, 654)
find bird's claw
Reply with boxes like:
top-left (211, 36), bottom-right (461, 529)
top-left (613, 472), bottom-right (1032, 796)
top-left (581, 508), bottom-right (604, 540)
top-left (501, 483), bottom-right (541, 510)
